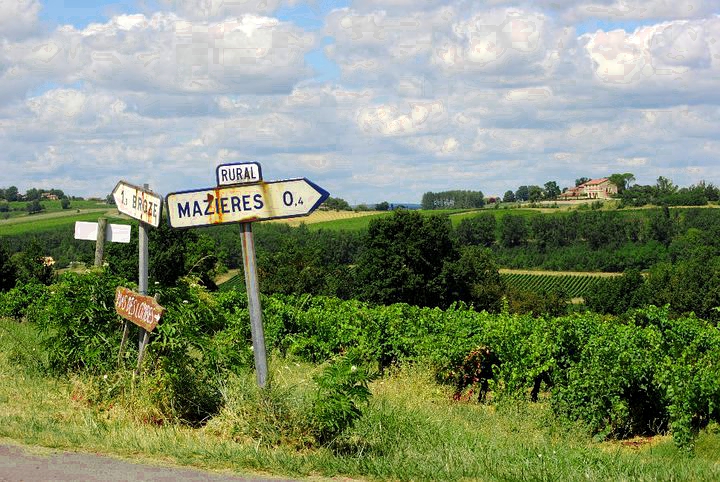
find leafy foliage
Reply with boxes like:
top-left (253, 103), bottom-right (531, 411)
top-left (29, 271), bottom-right (126, 374)
top-left (421, 190), bottom-right (485, 210)
top-left (309, 352), bottom-right (376, 444)
top-left (0, 242), bottom-right (16, 291)
top-left (355, 210), bottom-right (456, 307)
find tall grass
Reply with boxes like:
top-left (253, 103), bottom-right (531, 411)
top-left (1, 318), bottom-right (719, 481)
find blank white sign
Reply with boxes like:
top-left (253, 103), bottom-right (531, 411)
top-left (74, 221), bottom-right (131, 243)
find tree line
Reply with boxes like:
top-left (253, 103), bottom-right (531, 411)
top-left (421, 190), bottom-right (485, 210)
top-left (3, 206), bottom-right (720, 321)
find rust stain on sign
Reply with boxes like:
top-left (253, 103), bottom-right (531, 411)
top-left (114, 287), bottom-right (165, 331)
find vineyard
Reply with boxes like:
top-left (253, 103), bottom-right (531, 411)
top-left (1, 271), bottom-right (720, 480)
top-left (500, 272), bottom-right (612, 299)
top-left (218, 273), bottom-right (244, 291)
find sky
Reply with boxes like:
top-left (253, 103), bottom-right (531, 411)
top-left (1, 0), bottom-right (719, 204)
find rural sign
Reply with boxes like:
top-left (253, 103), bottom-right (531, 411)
top-left (114, 287), bottom-right (165, 332)
top-left (216, 162), bottom-right (262, 187)
top-left (74, 221), bottom-right (131, 243)
top-left (112, 181), bottom-right (163, 227)
top-left (165, 178), bottom-right (329, 228)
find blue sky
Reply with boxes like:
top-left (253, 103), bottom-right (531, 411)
top-left (1, 0), bottom-right (719, 202)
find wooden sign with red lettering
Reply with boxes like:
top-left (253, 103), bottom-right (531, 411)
top-left (114, 287), bottom-right (165, 331)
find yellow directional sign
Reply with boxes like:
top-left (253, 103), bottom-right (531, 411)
top-left (166, 178), bottom-right (329, 228)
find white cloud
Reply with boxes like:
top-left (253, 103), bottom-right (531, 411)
top-left (581, 18), bottom-right (720, 88)
top-left (617, 156), bottom-right (648, 166)
top-left (0, 12), bottom-right (315, 108)
top-left (158, 0), bottom-right (288, 20)
top-left (566, 0), bottom-right (719, 21)
top-left (0, 0), bottom-right (40, 40)
top-left (357, 100), bottom-right (446, 136)
top-left (2, 2), bottom-right (720, 202)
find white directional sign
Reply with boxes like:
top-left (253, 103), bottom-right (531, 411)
top-left (216, 162), bottom-right (262, 186)
top-left (112, 181), bottom-right (163, 227)
top-left (166, 178), bottom-right (329, 228)
top-left (74, 221), bottom-right (131, 243)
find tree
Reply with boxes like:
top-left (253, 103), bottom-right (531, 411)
top-left (543, 181), bottom-right (561, 200)
top-left (375, 201), bottom-right (390, 211)
top-left (25, 188), bottom-right (41, 201)
top-left (575, 177), bottom-right (591, 187)
top-left (421, 190), bottom-right (485, 210)
top-left (26, 200), bottom-right (43, 214)
top-left (455, 214), bottom-right (496, 247)
top-left (584, 269), bottom-right (647, 315)
top-left (528, 185), bottom-right (543, 202)
top-left (60, 197), bottom-right (71, 209)
top-left (441, 246), bottom-right (504, 311)
top-left (324, 197), bottom-right (352, 211)
top-left (0, 243), bottom-right (17, 291)
top-left (503, 190), bottom-right (516, 203)
top-left (105, 194), bottom-right (116, 206)
top-left (515, 185), bottom-right (529, 202)
top-left (355, 210), bottom-right (457, 307)
top-left (106, 223), bottom-right (218, 288)
top-left (645, 206), bottom-right (675, 246)
top-left (12, 240), bottom-right (54, 286)
top-left (655, 176), bottom-right (677, 196)
top-left (499, 215), bottom-right (528, 248)
top-left (608, 173), bottom-right (635, 194)
top-left (5, 186), bottom-right (18, 202)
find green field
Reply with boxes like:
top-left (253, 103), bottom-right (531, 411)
top-left (308, 209), bottom-right (480, 231)
top-left (0, 211), bottom-right (127, 237)
top-left (307, 211), bottom-right (391, 231)
top-left (1, 199), bottom-right (107, 219)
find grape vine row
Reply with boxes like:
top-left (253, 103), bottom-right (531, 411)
top-left (501, 273), bottom-right (608, 298)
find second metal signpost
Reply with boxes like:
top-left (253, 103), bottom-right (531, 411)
top-left (112, 181), bottom-right (164, 373)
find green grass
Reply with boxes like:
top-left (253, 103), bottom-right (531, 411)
top-left (449, 208), bottom-right (544, 226)
top-left (307, 212), bottom-right (391, 231)
top-left (308, 208), bottom-right (566, 231)
top-left (0, 212), bottom-right (127, 237)
top-left (309, 209), bottom-right (477, 232)
top-left (1, 200), bottom-right (107, 218)
top-left (1, 318), bottom-right (719, 481)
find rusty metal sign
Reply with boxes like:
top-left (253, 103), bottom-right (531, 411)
top-left (165, 178), bottom-right (329, 228)
top-left (112, 181), bottom-right (163, 227)
top-left (114, 287), bottom-right (165, 331)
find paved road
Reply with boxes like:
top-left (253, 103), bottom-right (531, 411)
top-left (0, 444), bottom-right (289, 482)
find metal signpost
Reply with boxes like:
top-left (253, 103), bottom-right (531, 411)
top-left (166, 165), bottom-right (329, 388)
top-left (111, 181), bottom-right (164, 372)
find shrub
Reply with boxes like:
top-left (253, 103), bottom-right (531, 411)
top-left (309, 352), bottom-right (376, 445)
top-left (30, 271), bottom-right (127, 374)
top-left (0, 282), bottom-right (48, 320)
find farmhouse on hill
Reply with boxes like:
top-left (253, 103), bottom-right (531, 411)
top-left (559, 178), bottom-right (618, 200)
